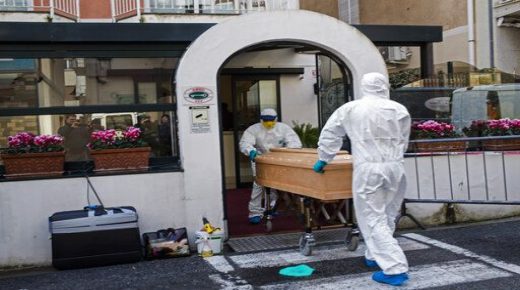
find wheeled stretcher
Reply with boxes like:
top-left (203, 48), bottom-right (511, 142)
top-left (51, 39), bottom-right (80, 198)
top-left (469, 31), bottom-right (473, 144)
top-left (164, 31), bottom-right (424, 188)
top-left (255, 148), bottom-right (359, 256)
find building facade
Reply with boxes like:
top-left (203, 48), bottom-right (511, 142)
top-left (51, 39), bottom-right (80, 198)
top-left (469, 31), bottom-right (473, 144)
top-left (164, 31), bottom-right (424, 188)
top-left (3, 0), bottom-right (517, 268)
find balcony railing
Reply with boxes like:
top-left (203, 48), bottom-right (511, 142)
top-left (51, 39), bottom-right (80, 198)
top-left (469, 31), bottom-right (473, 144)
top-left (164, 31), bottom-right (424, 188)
top-left (51, 0), bottom-right (80, 20)
top-left (112, 0), bottom-right (299, 21)
top-left (0, 0), bottom-right (79, 21)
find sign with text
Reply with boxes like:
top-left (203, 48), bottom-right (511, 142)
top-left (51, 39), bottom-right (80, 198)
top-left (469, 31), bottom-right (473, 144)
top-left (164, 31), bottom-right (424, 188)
top-left (190, 106), bottom-right (210, 134)
top-left (183, 87), bottom-right (215, 105)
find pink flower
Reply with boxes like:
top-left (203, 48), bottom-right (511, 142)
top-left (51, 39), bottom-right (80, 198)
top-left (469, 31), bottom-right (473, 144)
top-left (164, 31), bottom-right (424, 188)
top-left (7, 132), bottom-right (34, 148)
top-left (90, 130), bottom-right (117, 144)
top-left (88, 126), bottom-right (146, 150)
top-left (6, 132), bottom-right (63, 153)
top-left (33, 135), bottom-right (64, 147)
top-left (123, 127), bottom-right (141, 141)
top-left (412, 120), bottom-right (461, 139)
top-left (483, 118), bottom-right (520, 136)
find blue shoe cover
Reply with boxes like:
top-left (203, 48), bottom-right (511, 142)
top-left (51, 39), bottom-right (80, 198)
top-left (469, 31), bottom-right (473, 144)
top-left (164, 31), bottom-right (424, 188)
top-left (248, 216), bottom-right (261, 224)
top-left (279, 264), bottom-right (315, 277)
top-left (372, 271), bottom-right (409, 286)
top-left (364, 258), bottom-right (378, 268)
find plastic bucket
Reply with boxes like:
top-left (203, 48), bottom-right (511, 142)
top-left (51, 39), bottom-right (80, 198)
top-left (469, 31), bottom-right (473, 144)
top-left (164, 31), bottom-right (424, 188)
top-left (196, 231), bottom-right (224, 255)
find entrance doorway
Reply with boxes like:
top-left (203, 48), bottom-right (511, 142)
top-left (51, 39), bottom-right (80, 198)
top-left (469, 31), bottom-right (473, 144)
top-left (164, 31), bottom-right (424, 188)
top-left (219, 53), bottom-right (353, 237)
top-left (232, 76), bottom-right (280, 188)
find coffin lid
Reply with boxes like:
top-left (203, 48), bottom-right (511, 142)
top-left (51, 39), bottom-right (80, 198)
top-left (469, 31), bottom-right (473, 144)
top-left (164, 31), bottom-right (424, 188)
top-left (255, 148), bottom-right (352, 170)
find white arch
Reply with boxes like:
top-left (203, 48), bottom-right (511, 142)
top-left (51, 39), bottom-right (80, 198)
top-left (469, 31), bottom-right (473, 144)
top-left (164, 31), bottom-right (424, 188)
top-left (175, 10), bottom-right (386, 237)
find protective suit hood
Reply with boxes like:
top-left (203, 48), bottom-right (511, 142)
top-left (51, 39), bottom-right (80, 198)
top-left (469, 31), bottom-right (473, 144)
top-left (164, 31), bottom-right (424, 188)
top-left (360, 72), bottom-right (390, 99)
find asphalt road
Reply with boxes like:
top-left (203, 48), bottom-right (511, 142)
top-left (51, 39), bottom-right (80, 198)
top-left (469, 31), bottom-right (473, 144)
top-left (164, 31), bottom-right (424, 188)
top-left (3, 219), bottom-right (520, 289)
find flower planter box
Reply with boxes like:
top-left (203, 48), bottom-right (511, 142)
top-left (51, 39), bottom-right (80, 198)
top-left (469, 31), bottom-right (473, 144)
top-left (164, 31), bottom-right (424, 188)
top-left (255, 148), bottom-right (352, 201)
top-left (415, 141), bottom-right (467, 152)
top-left (90, 147), bottom-right (151, 172)
top-left (1, 151), bottom-right (65, 179)
top-left (482, 139), bottom-right (520, 151)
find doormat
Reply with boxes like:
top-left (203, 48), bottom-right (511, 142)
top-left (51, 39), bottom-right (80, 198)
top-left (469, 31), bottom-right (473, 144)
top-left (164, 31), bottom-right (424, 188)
top-left (226, 227), bottom-right (349, 253)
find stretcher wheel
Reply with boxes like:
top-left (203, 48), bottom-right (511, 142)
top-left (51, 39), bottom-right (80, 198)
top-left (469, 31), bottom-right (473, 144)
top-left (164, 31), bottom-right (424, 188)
top-left (265, 220), bottom-right (272, 232)
top-left (299, 233), bottom-right (315, 256)
top-left (345, 230), bottom-right (359, 251)
top-left (299, 235), bottom-right (313, 256)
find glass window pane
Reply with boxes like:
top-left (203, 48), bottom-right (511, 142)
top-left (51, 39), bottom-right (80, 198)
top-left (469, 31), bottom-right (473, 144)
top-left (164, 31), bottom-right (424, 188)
top-left (0, 58), bottom-right (177, 108)
top-left (1, 111), bottom-right (177, 174)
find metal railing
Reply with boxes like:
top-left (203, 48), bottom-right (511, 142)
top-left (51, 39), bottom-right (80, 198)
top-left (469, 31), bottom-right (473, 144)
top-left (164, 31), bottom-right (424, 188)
top-left (400, 135), bottom-right (520, 227)
top-left (112, 0), bottom-right (141, 19)
top-left (51, 0), bottom-right (80, 19)
top-left (0, 0), bottom-right (79, 21)
top-left (112, 0), bottom-right (298, 21)
top-left (422, 73), bottom-right (469, 88)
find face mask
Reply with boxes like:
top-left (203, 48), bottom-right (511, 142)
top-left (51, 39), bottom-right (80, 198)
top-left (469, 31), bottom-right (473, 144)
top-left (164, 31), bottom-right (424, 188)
top-left (262, 120), bottom-right (276, 130)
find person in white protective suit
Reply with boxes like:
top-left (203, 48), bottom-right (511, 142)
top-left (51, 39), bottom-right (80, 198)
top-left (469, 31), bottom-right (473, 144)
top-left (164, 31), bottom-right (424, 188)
top-left (313, 72), bottom-right (411, 286)
top-left (239, 108), bottom-right (302, 224)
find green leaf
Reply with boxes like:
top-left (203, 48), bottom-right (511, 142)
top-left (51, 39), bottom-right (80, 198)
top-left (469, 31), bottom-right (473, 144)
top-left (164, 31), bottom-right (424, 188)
top-left (292, 121), bottom-right (319, 148)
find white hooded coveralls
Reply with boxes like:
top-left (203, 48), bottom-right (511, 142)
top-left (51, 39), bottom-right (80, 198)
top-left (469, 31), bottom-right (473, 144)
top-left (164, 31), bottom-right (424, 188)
top-left (317, 72), bottom-right (411, 275)
top-left (239, 121), bottom-right (302, 218)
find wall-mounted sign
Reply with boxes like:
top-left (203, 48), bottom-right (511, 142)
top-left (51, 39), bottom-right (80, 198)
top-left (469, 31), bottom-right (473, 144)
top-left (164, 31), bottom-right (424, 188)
top-left (190, 106), bottom-right (210, 134)
top-left (183, 87), bottom-right (215, 105)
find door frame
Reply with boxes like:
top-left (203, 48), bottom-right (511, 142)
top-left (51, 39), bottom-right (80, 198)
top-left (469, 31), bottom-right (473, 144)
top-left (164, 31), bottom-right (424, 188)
top-left (315, 53), bottom-right (353, 129)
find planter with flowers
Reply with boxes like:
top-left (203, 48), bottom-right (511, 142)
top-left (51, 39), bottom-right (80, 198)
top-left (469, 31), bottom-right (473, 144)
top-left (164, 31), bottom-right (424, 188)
top-left (411, 120), bottom-right (466, 152)
top-left (1, 132), bottom-right (65, 178)
top-left (88, 127), bottom-right (151, 172)
top-left (464, 119), bottom-right (520, 151)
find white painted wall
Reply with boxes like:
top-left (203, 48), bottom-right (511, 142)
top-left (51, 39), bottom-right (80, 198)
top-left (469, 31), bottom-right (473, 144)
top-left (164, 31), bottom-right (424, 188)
top-left (225, 48), bottom-right (318, 126)
top-left (434, 26), bottom-right (470, 66)
top-left (495, 27), bottom-right (520, 75)
top-left (0, 173), bottom-right (185, 267)
top-left (0, 12), bottom-right (74, 22)
top-left (280, 69), bottom-right (319, 127)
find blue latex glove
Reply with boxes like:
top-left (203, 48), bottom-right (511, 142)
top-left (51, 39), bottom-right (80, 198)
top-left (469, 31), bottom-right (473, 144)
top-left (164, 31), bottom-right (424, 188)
top-left (313, 160), bottom-right (327, 173)
top-left (249, 150), bottom-right (258, 161)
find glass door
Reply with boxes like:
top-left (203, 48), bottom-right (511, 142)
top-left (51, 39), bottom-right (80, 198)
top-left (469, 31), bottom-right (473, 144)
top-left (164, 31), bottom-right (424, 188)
top-left (232, 76), bottom-right (279, 188)
top-left (315, 54), bottom-right (352, 151)
top-left (316, 54), bottom-right (351, 128)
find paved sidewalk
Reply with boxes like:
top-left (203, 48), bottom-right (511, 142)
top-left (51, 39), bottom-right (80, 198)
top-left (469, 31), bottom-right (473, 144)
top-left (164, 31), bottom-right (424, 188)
top-left (3, 218), bottom-right (520, 289)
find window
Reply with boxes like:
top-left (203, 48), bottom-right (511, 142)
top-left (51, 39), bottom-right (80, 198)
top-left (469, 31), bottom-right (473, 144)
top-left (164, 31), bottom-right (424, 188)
top-left (0, 0), bottom-right (31, 11)
top-left (0, 57), bottom-right (179, 179)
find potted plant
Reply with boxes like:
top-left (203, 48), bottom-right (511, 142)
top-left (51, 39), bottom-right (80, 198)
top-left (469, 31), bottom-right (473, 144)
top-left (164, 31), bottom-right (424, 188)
top-left (292, 122), bottom-right (319, 148)
top-left (466, 119), bottom-right (520, 151)
top-left (88, 127), bottom-right (151, 172)
top-left (1, 132), bottom-right (65, 178)
top-left (411, 120), bottom-right (466, 152)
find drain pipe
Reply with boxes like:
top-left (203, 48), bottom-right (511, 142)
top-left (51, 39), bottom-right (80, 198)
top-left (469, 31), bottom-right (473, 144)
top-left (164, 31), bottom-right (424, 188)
top-left (467, 0), bottom-right (475, 67)
top-left (347, 0), bottom-right (352, 23)
top-left (488, 0), bottom-right (495, 69)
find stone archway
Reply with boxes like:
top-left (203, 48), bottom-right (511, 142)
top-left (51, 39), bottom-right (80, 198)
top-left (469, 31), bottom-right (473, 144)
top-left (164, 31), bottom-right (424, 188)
top-left (175, 10), bottom-right (386, 236)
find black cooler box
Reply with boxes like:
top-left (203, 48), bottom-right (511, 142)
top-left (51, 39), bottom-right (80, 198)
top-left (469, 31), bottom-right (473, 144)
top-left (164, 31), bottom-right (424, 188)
top-left (49, 206), bottom-right (142, 269)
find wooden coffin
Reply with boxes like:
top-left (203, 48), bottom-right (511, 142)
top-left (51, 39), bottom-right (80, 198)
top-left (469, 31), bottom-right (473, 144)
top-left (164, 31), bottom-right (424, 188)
top-left (255, 148), bottom-right (353, 201)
